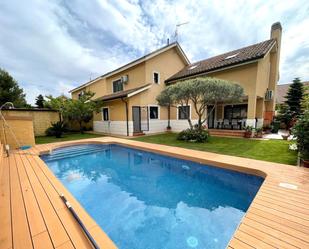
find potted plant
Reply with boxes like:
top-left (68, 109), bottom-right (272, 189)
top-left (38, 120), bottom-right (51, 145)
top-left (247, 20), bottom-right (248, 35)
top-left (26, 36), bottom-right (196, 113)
top-left (166, 125), bottom-right (172, 131)
top-left (255, 128), bottom-right (263, 138)
top-left (244, 126), bottom-right (254, 138)
top-left (292, 112), bottom-right (309, 167)
top-left (263, 124), bottom-right (272, 134)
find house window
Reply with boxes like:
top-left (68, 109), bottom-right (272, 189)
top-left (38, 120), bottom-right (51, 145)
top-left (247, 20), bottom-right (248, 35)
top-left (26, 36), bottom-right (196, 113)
top-left (224, 104), bottom-right (247, 119)
top-left (78, 90), bottom-right (85, 99)
top-left (102, 108), bottom-right (109, 121)
top-left (149, 106), bottom-right (159, 119)
top-left (178, 106), bottom-right (190, 120)
top-left (113, 79), bottom-right (123, 92)
top-left (153, 72), bottom-right (160, 84)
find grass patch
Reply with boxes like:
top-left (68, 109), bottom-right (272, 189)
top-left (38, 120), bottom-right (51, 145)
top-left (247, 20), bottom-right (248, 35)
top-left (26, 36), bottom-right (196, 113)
top-left (133, 133), bottom-right (297, 165)
top-left (35, 133), bottom-right (104, 144)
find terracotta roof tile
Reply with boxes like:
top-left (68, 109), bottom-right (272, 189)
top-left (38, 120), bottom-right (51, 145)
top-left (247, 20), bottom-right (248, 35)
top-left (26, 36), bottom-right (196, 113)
top-left (94, 84), bottom-right (151, 102)
top-left (166, 39), bottom-right (276, 83)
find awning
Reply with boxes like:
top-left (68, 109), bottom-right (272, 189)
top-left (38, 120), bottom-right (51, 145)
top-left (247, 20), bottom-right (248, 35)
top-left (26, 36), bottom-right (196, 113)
top-left (94, 84), bottom-right (151, 102)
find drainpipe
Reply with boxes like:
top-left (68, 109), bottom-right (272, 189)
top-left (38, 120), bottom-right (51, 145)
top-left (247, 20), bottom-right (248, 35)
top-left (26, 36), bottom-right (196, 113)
top-left (121, 98), bottom-right (129, 136)
top-left (167, 105), bottom-right (171, 128)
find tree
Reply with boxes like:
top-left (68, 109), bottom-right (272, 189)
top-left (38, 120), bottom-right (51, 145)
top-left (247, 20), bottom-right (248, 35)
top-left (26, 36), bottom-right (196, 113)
top-left (63, 91), bottom-right (96, 133)
top-left (156, 87), bottom-right (174, 128)
top-left (35, 94), bottom-right (45, 108)
top-left (157, 77), bottom-right (244, 130)
top-left (276, 104), bottom-right (294, 131)
top-left (301, 84), bottom-right (309, 112)
top-left (44, 94), bottom-right (70, 121)
top-left (285, 77), bottom-right (304, 117)
top-left (0, 68), bottom-right (27, 107)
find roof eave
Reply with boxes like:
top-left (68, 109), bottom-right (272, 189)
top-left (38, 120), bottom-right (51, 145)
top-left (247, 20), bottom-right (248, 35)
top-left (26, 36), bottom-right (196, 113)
top-left (69, 42), bottom-right (189, 94)
top-left (95, 84), bottom-right (151, 102)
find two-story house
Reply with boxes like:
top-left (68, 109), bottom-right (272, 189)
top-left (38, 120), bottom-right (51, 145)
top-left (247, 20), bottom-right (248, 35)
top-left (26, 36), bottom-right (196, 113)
top-left (70, 22), bottom-right (282, 136)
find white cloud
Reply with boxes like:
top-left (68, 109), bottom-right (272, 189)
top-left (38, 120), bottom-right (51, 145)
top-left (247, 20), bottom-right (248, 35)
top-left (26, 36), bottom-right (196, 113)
top-left (0, 0), bottom-right (308, 104)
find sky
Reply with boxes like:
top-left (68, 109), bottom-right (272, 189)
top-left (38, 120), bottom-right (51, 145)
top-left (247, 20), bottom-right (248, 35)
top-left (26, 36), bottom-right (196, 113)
top-left (0, 0), bottom-right (309, 104)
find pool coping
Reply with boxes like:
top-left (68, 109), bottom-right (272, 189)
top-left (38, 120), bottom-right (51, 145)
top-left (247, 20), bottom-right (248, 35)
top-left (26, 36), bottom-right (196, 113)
top-left (28, 137), bottom-right (309, 248)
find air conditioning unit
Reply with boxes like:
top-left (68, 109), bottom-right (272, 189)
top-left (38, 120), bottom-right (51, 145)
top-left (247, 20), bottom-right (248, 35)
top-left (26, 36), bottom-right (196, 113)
top-left (265, 89), bottom-right (274, 101)
top-left (121, 75), bottom-right (129, 84)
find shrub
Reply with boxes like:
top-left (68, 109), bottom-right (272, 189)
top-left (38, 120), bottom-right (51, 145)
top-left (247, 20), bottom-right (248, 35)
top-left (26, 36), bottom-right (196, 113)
top-left (245, 126), bottom-right (254, 132)
top-left (292, 112), bottom-right (309, 160)
top-left (271, 120), bottom-right (280, 133)
top-left (177, 128), bottom-right (209, 142)
top-left (45, 121), bottom-right (66, 138)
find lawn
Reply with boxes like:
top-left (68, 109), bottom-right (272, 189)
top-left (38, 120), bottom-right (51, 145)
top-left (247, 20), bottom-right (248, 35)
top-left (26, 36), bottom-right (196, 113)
top-left (35, 133), bottom-right (104, 144)
top-left (133, 133), bottom-right (297, 165)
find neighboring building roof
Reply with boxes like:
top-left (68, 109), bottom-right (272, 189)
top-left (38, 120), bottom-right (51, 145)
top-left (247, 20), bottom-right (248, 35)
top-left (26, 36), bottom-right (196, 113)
top-left (94, 84), bottom-right (151, 102)
top-left (69, 42), bottom-right (189, 93)
top-left (166, 39), bottom-right (276, 83)
top-left (276, 81), bottom-right (309, 104)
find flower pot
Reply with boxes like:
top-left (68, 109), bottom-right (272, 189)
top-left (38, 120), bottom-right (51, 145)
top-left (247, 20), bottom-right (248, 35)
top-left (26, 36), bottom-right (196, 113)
top-left (255, 132), bottom-right (263, 138)
top-left (281, 134), bottom-right (289, 140)
top-left (244, 132), bottom-right (252, 138)
top-left (303, 159), bottom-right (309, 168)
top-left (166, 127), bottom-right (172, 132)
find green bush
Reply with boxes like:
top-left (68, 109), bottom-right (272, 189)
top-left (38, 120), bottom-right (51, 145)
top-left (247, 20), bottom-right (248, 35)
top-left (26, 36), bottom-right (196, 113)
top-left (271, 120), bottom-right (281, 133)
top-left (177, 128), bottom-right (209, 142)
top-left (45, 121), bottom-right (66, 138)
top-left (292, 112), bottom-right (309, 160)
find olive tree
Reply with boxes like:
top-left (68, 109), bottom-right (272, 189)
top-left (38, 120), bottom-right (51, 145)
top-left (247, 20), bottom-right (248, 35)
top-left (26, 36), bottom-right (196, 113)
top-left (157, 77), bottom-right (244, 130)
top-left (45, 92), bottom-right (96, 133)
top-left (45, 94), bottom-right (70, 121)
top-left (63, 91), bottom-right (96, 133)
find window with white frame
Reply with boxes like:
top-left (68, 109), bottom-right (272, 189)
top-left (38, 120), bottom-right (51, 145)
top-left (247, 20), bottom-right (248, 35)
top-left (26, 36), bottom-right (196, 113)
top-left (78, 90), bottom-right (85, 99)
top-left (102, 107), bottom-right (109, 121)
top-left (113, 79), bottom-right (123, 92)
top-left (149, 106), bottom-right (159, 119)
top-left (178, 106), bottom-right (190, 120)
top-left (153, 72), bottom-right (160, 84)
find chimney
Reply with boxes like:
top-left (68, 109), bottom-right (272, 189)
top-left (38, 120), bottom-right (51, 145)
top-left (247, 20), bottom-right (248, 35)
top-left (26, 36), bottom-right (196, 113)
top-left (265, 22), bottom-right (282, 119)
top-left (270, 22), bottom-right (282, 48)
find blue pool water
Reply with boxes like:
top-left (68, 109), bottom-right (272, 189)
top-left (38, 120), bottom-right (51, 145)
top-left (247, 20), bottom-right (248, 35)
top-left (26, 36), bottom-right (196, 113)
top-left (41, 144), bottom-right (263, 249)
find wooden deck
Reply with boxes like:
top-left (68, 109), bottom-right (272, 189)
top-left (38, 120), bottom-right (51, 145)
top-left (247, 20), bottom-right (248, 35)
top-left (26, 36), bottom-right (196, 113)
top-left (1, 137), bottom-right (309, 249)
top-left (0, 142), bottom-right (116, 249)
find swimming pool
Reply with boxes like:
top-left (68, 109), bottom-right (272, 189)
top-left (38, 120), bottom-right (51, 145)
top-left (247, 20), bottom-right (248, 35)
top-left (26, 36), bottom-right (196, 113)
top-left (41, 143), bottom-right (263, 249)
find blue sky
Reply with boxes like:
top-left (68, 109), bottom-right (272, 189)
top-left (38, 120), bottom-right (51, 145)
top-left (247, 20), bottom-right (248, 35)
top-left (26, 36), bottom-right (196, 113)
top-left (0, 0), bottom-right (309, 104)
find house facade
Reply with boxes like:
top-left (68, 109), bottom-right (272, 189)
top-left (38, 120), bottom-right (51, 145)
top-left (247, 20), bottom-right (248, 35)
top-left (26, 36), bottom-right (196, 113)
top-left (70, 22), bottom-right (282, 136)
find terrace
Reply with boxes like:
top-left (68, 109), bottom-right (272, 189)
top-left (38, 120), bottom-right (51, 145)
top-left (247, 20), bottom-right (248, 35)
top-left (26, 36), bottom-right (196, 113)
top-left (1, 137), bottom-right (309, 248)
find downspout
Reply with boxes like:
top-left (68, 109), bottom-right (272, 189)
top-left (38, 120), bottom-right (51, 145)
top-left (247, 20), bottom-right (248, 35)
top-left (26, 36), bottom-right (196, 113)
top-left (167, 105), bottom-right (171, 128)
top-left (121, 98), bottom-right (129, 136)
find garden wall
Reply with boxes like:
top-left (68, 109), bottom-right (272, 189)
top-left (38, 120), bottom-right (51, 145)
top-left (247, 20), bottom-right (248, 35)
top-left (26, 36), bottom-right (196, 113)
top-left (2, 108), bottom-right (59, 136)
top-left (0, 116), bottom-right (35, 149)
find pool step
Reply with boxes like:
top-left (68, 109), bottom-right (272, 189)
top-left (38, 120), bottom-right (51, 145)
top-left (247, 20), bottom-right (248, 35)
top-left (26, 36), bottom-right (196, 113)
top-left (44, 147), bottom-right (106, 161)
top-left (51, 146), bottom-right (104, 156)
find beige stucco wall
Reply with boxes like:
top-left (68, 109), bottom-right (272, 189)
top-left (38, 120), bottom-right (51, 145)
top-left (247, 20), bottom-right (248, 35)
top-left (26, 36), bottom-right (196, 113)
top-left (94, 99), bottom-right (127, 121)
top-left (72, 78), bottom-right (107, 100)
top-left (92, 47), bottom-right (188, 123)
top-left (2, 110), bottom-right (59, 136)
top-left (128, 48), bottom-right (187, 121)
top-left (0, 116), bottom-right (35, 149)
top-left (106, 63), bottom-right (146, 94)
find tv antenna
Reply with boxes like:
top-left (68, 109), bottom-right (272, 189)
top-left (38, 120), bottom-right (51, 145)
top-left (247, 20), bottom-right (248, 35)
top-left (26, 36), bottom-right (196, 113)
top-left (174, 21), bottom-right (189, 41)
